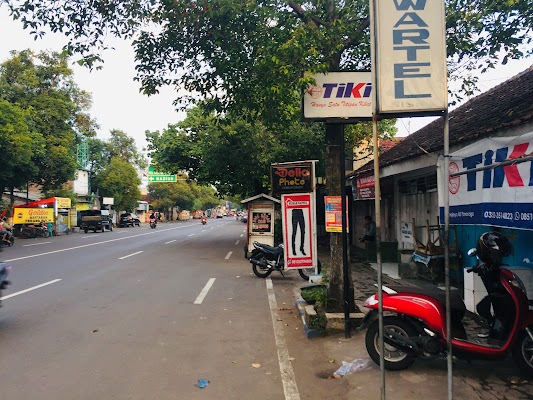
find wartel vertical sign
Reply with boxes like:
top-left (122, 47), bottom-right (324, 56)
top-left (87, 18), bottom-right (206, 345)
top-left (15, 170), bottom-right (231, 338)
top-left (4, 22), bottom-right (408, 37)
top-left (373, 0), bottom-right (447, 114)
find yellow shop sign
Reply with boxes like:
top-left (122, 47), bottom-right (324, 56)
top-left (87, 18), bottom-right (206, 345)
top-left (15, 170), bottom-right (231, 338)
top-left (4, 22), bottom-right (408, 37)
top-left (13, 208), bottom-right (54, 224)
top-left (56, 197), bottom-right (71, 209)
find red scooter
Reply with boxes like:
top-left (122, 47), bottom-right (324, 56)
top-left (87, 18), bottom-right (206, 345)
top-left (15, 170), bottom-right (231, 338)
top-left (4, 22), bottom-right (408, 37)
top-left (362, 231), bottom-right (533, 375)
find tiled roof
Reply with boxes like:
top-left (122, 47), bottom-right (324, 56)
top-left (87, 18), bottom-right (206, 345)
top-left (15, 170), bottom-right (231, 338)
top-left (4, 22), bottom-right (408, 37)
top-left (358, 64), bottom-right (533, 174)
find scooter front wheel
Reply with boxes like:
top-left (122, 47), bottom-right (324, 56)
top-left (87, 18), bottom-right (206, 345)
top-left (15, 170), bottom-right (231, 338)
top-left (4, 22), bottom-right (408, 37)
top-left (512, 329), bottom-right (533, 376)
top-left (298, 259), bottom-right (322, 281)
top-left (365, 316), bottom-right (417, 371)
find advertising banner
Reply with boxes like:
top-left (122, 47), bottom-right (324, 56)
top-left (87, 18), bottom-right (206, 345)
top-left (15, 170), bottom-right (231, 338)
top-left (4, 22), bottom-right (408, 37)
top-left (56, 197), bottom-right (72, 209)
top-left (302, 72), bottom-right (372, 121)
top-left (355, 174), bottom-right (376, 200)
top-left (13, 208), bottom-right (54, 224)
top-left (271, 163), bottom-right (313, 195)
top-left (438, 131), bottom-right (533, 230)
top-left (373, 0), bottom-right (447, 114)
top-left (251, 211), bottom-right (273, 233)
top-left (325, 196), bottom-right (349, 233)
top-left (282, 193), bottom-right (316, 270)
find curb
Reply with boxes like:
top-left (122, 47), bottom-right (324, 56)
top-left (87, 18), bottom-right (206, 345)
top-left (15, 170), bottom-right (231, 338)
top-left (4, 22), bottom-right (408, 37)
top-left (294, 288), bottom-right (326, 339)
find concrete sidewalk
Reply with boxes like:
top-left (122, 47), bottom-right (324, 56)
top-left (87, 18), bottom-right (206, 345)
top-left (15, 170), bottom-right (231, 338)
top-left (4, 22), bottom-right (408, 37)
top-left (288, 245), bottom-right (533, 400)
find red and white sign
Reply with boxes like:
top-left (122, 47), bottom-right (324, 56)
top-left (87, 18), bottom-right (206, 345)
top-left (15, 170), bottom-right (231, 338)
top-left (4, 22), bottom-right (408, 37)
top-left (356, 174), bottom-right (376, 199)
top-left (282, 193), bottom-right (316, 270)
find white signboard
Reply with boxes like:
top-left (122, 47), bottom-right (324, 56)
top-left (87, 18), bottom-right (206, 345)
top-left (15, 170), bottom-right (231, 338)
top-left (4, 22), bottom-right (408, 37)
top-left (303, 72), bottom-right (372, 120)
top-left (373, 0), bottom-right (447, 114)
top-left (438, 131), bottom-right (533, 230)
top-left (281, 193), bottom-right (317, 270)
top-left (400, 221), bottom-right (414, 244)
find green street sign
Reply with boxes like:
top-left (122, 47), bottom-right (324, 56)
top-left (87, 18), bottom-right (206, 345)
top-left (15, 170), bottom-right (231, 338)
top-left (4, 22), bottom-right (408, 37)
top-left (148, 174), bottom-right (177, 182)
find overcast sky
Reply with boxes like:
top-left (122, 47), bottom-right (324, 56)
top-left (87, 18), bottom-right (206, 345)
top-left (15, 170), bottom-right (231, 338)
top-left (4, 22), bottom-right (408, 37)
top-left (1, 7), bottom-right (532, 149)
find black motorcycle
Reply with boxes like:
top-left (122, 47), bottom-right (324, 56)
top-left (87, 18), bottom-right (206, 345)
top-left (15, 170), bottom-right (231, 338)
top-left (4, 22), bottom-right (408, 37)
top-left (249, 241), bottom-right (321, 281)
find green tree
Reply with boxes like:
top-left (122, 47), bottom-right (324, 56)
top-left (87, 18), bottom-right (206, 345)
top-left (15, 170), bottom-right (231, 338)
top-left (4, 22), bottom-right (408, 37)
top-left (0, 49), bottom-right (97, 192)
top-left (95, 157), bottom-right (141, 213)
top-left (86, 130), bottom-right (147, 193)
top-left (0, 99), bottom-right (44, 204)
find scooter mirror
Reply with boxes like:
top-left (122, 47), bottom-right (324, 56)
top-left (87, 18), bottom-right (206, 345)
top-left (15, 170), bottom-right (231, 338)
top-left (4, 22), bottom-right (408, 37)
top-left (467, 248), bottom-right (477, 257)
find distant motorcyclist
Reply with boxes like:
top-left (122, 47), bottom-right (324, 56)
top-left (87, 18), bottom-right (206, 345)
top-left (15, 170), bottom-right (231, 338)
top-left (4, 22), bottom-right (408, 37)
top-left (0, 217), bottom-right (13, 245)
top-left (148, 211), bottom-right (157, 227)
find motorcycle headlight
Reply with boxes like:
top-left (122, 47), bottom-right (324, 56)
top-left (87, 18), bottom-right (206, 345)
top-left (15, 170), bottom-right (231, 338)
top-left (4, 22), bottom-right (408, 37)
top-left (363, 294), bottom-right (378, 308)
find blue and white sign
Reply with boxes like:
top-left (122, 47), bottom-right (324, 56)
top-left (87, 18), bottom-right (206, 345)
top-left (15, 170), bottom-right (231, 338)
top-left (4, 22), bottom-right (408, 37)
top-left (372, 0), bottom-right (447, 114)
top-left (438, 131), bottom-right (533, 230)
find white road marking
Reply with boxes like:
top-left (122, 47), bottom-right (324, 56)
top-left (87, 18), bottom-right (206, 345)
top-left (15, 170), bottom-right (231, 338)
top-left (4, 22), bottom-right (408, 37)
top-left (225, 251), bottom-right (232, 260)
top-left (1, 279), bottom-right (62, 300)
top-left (266, 278), bottom-right (300, 400)
top-left (240, 233), bottom-right (244, 237)
top-left (3, 224), bottom-right (191, 262)
top-left (165, 240), bottom-right (176, 244)
top-left (235, 240), bottom-right (240, 245)
top-left (188, 234), bottom-right (195, 237)
top-left (118, 251), bottom-right (144, 260)
top-left (23, 241), bottom-right (51, 247)
top-left (194, 278), bottom-right (216, 304)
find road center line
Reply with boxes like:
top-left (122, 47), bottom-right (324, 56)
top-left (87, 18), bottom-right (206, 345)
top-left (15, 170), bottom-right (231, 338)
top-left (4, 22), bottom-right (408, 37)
top-left (194, 278), bottom-right (216, 305)
top-left (4, 224), bottom-right (191, 262)
top-left (119, 251), bottom-right (144, 260)
top-left (165, 240), bottom-right (176, 244)
top-left (188, 234), bottom-right (195, 237)
top-left (235, 240), bottom-right (240, 245)
top-left (225, 251), bottom-right (232, 260)
top-left (1, 279), bottom-right (62, 300)
top-left (23, 241), bottom-right (52, 247)
top-left (266, 278), bottom-right (300, 400)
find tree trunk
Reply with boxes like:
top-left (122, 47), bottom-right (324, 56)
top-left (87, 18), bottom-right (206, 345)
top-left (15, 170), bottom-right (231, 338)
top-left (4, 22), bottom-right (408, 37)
top-left (325, 124), bottom-right (355, 313)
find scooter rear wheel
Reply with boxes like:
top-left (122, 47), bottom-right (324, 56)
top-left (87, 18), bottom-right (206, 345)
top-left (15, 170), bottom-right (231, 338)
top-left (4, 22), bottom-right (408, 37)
top-left (512, 330), bottom-right (533, 376)
top-left (365, 316), bottom-right (417, 371)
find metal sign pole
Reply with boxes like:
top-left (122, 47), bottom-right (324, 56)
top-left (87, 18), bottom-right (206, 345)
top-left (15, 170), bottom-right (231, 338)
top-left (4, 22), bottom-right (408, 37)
top-left (443, 110), bottom-right (453, 399)
top-left (370, 1), bottom-right (385, 397)
top-left (338, 125), bottom-right (351, 338)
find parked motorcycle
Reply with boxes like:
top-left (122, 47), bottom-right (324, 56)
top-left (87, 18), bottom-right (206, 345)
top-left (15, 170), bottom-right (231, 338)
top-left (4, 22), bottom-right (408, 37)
top-left (0, 261), bottom-right (11, 306)
top-left (201, 216), bottom-right (207, 225)
top-left (362, 231), bottom-right (533, 375)
top-left (248, 241), bottom-right (321, 281)
top-left (149, 220), bottom-right (157, 229)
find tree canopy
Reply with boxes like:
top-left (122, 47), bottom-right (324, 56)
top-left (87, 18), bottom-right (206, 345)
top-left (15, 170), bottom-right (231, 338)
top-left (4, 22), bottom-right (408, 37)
top-left (146, 105), bottom-right (397, 197)
top-left (3, 1), bottom-right (531, 116)
top-left (0, 49), bottom-right (97, 197)
top-left (95, 156), bottom-right (141, 213)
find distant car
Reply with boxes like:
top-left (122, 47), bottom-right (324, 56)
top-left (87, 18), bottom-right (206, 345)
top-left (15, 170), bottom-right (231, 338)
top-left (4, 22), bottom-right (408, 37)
top-left (119, 213), bottom-right (141, 227)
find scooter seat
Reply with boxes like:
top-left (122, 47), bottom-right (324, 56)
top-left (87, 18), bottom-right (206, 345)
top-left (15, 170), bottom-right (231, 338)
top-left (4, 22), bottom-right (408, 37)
top-left (386, 285), bottom-right (466, 314)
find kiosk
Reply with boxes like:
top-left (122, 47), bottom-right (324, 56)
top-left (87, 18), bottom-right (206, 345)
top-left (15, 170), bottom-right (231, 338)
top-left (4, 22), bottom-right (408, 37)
top-left (241, 194), bottom-right (280, 257)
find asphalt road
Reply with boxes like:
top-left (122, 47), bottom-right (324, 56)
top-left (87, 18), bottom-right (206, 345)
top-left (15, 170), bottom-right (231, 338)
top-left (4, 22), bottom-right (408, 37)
top-left (0, 219), bottom-right (300, 400)
top-left (3, 219), bottom-right (532, 400)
